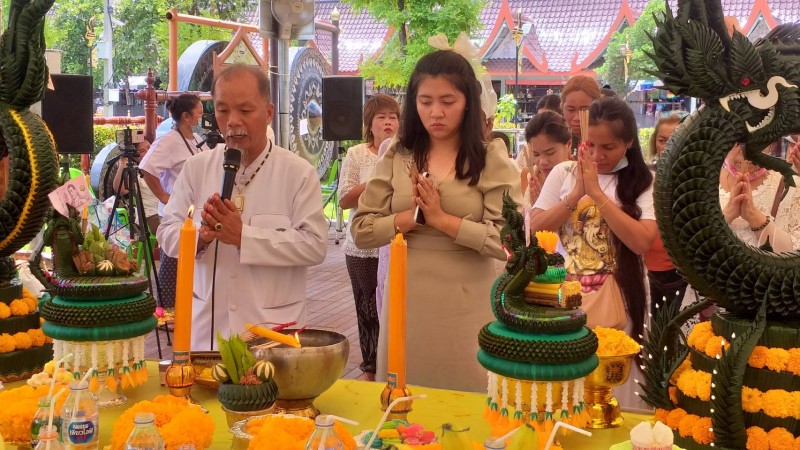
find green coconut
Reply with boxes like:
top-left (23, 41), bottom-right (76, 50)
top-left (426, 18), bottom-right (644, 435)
top-left (211, 363), bottom-right (231, 383)
top-left (96, 260), bottom-right (114, 276)
top-left (253, 361), bottom-right (275, 382)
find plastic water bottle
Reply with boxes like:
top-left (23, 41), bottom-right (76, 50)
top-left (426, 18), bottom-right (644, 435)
top-left (305, 415), bottom-right (344, 450)
top-left (34, 425), bottom-right (64, 450)
top-left (124, 412), bottom-right (165, 450)
top-left (31, 396), bottom-right (62, 447)
top-left (484, 437), bottom-right (505, 449)
top-left (60, 380), bottom-right (99, 449)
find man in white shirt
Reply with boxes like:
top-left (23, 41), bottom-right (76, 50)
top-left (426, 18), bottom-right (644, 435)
top-left (158, 64), bottom-right (328, 350)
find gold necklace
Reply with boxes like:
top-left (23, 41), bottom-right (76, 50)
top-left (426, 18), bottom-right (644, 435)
top-left (233, 141), bottom-right (273, 212)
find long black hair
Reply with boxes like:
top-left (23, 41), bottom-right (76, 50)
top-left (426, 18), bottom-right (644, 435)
top-left (399, 50), bottom-right (486, 186)
top-left (589, 97), bottom-right (653, 344)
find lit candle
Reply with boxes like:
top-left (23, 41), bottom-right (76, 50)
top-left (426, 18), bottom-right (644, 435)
top-left (387, 232), bottom-right (407, 388)
top-left (173, 206), bottom-right (197, 361)
top-left (245, 323), bottom-right (301, 348)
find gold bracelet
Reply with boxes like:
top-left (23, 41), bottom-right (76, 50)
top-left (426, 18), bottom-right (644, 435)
top-left (598, 198), bottom-right (610, 210)
top-left (750, 216), bottom-right (771, 232)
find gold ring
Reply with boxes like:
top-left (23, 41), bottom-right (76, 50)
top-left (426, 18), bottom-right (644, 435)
top-left (214, 223), bottom-right (223, 231)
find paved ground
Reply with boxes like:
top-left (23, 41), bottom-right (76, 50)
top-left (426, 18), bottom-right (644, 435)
top-left (143, 220), bottom-right (367, 379)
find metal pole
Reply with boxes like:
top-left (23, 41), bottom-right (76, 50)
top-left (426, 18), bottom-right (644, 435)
top-left (278, 40), bottom-right (290, 149)
top-left (514, 43), bottom-right (519, 125)
top-left (167, 9), bottom-right (178, 91)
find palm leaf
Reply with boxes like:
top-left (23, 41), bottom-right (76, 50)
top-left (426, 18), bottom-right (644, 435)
top-left (710, 299), bottom-right (768, 448)
top-left (729, 31), bottom-right (764, 86)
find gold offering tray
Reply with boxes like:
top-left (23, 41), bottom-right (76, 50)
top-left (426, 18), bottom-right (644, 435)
top-left (191, 351), bottom-right (222, 389)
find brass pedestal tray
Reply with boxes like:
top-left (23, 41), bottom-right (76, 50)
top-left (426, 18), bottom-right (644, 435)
top-left (584, 352), bottom-right (637, 428)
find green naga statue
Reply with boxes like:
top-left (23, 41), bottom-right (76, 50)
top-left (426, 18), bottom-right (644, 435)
top-left (0, 0), bottom-right (59, 280)
top-left (638, 0), bottom-right (800, 448)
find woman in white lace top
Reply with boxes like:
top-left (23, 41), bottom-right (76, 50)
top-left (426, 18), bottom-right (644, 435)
top-left (338, 94), bottom-right (400, 380)
top-left (719, 143), bottom-right (796, 252)
top-left (774, 135), bottom-right (800, 249)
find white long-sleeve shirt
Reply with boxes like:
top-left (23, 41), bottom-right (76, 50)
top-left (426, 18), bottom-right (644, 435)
top-left (158, 143), bottom-right (327, 350)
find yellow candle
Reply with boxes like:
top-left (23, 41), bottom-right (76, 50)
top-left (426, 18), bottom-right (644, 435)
top-left (173, 206), bottom-right (196, 359)
top-left (245, 323), bottom-right (301, 348)
top-left (387, 232), bottom-right (407, 388)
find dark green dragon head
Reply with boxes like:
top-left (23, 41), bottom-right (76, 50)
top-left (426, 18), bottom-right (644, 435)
top-left (648, 0), bottom-right (800, 182)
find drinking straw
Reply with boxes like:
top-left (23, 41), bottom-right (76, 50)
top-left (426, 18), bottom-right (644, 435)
top-left (70, 367), bottom-right (95, 423)
top-left (364, 394), bottom-right (427, 449)
top-left (46, 388), bottom-right (67, 450)
top-left (543, 421), bottom-right (592, 450)
top-left (48, 352), bottom-right (74, 400)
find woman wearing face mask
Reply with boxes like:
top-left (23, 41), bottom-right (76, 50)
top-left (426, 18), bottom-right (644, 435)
top-left (720, 142), bottom-right (796, 252)
top-left (532, 97), bottom-right (655, 411)
top-left (141, 93), bottom-right (209, 308)
top-left (520, 111), bottom-right (572, 203)
top-left (338, 94), bottom-right (400, 381)
top-left (352, 49), bottom-right (520, 392)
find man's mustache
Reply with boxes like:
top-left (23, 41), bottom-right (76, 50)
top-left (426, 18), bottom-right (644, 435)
top-left (226, 128), bottom-right (249, 139)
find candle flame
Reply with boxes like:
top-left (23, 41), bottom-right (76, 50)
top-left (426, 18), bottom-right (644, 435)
top-left (187, 205), bottom-right (195, 218)
top-left (294, 332), bottom-right (302, 348)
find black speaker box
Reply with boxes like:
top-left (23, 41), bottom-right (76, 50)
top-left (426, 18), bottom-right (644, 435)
top-left (322, 76), bottom-right (364, 141)
top-left (42, 74), bottom-right (94, 154)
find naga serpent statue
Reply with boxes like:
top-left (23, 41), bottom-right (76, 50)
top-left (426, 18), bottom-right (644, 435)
top-left (0, 0), bottom-right (59, 280)
top-left (639, 0), bottom-right (800, 448)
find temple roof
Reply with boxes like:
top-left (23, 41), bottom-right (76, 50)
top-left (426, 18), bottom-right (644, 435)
top-left (241, 0), bottom-right (796, 81)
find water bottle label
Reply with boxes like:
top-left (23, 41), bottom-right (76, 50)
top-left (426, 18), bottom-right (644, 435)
top-left (67, 420), bottom-right (96, 444)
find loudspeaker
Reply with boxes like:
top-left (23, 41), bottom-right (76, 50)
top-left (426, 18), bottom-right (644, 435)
top-left (42, 74), bottom-right (94, 154)
top-left (322, 76), bottom-right (364, 141)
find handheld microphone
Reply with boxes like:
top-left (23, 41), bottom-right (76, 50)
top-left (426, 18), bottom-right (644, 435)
top-left (220, 147), bottom-right (242, 201)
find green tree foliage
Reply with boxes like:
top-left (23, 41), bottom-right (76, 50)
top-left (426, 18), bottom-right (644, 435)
top-left (22, 0), bottom-right (250, 86)
top-left (597, 0), bottom-right (665, 96)
top-left (343, 0), bottom-right (485, 88)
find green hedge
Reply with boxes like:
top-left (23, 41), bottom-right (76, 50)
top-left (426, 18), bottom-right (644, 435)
top-left (639, 127), bottom-right (654, 160)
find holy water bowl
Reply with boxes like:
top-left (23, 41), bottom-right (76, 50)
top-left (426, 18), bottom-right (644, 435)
top-left (251, 329), bottom-right (349, 418)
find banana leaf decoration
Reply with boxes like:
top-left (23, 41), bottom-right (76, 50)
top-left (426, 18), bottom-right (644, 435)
top-left (649, 0), bottom-right (800, 320)
top-left (0, 0), bottom-right (59, 280)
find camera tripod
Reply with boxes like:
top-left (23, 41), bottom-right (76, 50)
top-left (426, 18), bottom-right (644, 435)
top-left (104, 143), bottom-right (163, 314)
top-left (321, 144), bottom-right (345, 244)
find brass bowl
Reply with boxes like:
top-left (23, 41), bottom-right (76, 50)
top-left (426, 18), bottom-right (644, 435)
top-left (584, 352), bottom-right (637, 429)
top-left (251, 329), bottom-right (349, 418)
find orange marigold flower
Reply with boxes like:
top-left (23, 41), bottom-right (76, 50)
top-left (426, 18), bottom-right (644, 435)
top-left (704, 337), bottom-right (729, 358)
top-left (687, 322), bottom-right (712, 349)
top-left (794, 436), bottom-right (800, 450)
top-left (670, 359), bottom-right (692, 385)
top-left (26, 329), bottom-right (45, 347)
top-left (746, 426), bottom-right (769, 450)
top-left (694, 370), bottom-right (712, 401)
top-left (12, 332), bottom-right (31, 350)
top-left (678, 414), bottom-right (699, 438)
top-left (666, 408), bottom-right (688, 429)
top-left (742, 387), bottom-right (763, 413)
top-left (654, 408), bottom-right (670, 424)
top-left (669, 387), bottom-right (678, 404)
top-left (692, 417), bottom-right (714, 445)
top-left (766, 348), bottom-right (790, 372)
top-left (748, 347), bottom-right (770, 369)
top-left (0, 333), bottom-right (14, 353)
top-left (0, 303), bottom-right (9, 319)
top-left (676, 370), bottom-right (699, 398)
top-left (767, 427), bottom-right (795, 450)
top-left (21, 296), bottom-right (37, 312)
top-left (8, 299), bottom-right (28, 316)
top-left (762, 390), bottom-right (793, 418)
top-left (787, 349), bottom-right (800, 376)
top-left (593, 327), bottom-right (639, 356)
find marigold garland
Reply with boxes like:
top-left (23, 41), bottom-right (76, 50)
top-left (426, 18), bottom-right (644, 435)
top-left (0, 385), bottom-right (68, 443)
top-left (658, 408), bottom-right (800, 450)
top-left (109, 395), bottom-right (215, 450)
top-left (9, 299), bottom-right (28, 316)
top-left (246, 415), bottom-right (357, 450)
top-left (0, 328), bottom-right (48, 354)
top-left (594, 327), bottom-right (639, 356)
top-left (687, 324), bottom-right (800, 377)
top-left (0, 303), bottom-right (9, 319)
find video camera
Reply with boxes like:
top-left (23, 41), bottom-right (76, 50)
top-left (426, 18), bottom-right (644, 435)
top-left (115, 127), bottom-right (145, 158)
top-left (198, 112), bottom-right (225, 149)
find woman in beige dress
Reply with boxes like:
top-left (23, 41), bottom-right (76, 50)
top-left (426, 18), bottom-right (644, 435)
top-left (352, 49), bottom-right (520, 392)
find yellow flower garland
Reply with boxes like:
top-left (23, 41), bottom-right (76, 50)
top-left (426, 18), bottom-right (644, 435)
top-left (594, 327), bottom-right (639, 356)
top-left (0, 329), bottom-right (48, 354)
top-left (687, 322), bottom-right (800, 376)
top-left (109, 395), bottom-right (215, 450)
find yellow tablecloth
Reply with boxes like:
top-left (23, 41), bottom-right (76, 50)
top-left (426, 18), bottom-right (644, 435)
top-left (6, 361), bottom-right (653, 449)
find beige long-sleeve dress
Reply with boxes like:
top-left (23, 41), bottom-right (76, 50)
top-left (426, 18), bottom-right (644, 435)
top-left (351, 139), bottom-right (521, 392)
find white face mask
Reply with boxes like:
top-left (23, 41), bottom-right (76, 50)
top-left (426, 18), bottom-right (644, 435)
top-left (610, 155), bottom-right (629, 172)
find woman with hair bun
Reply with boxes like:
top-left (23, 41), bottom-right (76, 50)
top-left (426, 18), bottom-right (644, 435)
top-left (141, 93), bottom-right (210, 308)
